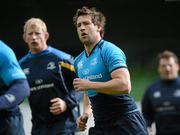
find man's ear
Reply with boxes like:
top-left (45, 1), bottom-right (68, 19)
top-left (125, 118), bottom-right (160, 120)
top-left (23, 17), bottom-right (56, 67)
top-left (45, 32), bottom-right (49, 40)
top-left (23, 33), bottom-right (27, 43)
top-left (97, 25), bottom-right (101, 32)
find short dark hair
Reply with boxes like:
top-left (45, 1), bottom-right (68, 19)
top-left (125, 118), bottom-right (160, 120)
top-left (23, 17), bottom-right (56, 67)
top-left (158, 50), bottom-right (179, 64)
top-left (73, 6), bottom-right (106, 38)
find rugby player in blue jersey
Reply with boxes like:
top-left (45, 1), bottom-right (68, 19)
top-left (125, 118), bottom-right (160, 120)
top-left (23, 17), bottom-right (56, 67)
top-left (19, 18), bottom-right (82, 135)
top-left (73, 6), bottom-right (148, 135)
top-left (142, 50), bottom-right (180, 135)
top-left (0, 40), bottom-right (30, 135)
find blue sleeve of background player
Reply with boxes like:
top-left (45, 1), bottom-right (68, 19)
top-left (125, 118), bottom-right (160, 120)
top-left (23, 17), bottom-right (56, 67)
top-left (0, 79), bottom-right (30, 110)
top-left (0, 40), bottom-right (30, 110)
top-left (51, 47), bottom-right (83, 109)
top-left (141, 87), bottom-right (154, 127)
top-left (59, 58), bottom-right (83, 109)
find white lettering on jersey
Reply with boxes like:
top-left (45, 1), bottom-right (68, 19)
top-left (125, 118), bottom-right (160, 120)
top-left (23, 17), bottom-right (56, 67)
top-left (84, 73), bottom-right (103, 80)
top-left (5, 94), bottom-right (16, 103)
top-left (30, 83), bottom-right (54, 92)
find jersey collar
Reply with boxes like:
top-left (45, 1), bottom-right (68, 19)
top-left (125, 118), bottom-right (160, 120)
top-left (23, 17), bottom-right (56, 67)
top-left (28, 46), bottom-right (51, 58)
top-left (85, 39), bottom-right (104, 57)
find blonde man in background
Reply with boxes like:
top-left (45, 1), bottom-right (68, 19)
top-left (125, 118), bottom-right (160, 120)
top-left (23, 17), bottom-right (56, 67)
top-left (19, 18), bottom-right (82, 135)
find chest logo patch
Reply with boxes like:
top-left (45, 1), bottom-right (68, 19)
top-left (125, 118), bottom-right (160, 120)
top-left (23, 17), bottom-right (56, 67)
top-left (173, 89), bottom-right (180, 97)
top-left (153, 91), bottom-right (161, 98)
top-left (35, 79), bottom-right (43, 85)
top-left (91, 57), bottom-right (97, 66)
top-left (47, 62), bottom-right (56, 70)
top-left (23, 68), bottom-right (30, 75)
top-left (77, 61), bottom-right (83, 69)
top-left (82, 69), bottom-right (90, 75)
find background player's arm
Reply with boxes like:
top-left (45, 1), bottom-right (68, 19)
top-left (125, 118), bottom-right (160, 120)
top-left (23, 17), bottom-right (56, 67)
top-left (0, 79), bottom-right (30, 110)
top-left (141, 88), bottom-right (155, 134)
top-left (50, 58), bottom-right (82, 115)
top-left (0, 41), bottom-right (30, 110)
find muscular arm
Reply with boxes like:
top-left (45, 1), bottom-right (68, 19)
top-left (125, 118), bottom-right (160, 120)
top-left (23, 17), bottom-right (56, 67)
top-left (0, 79), bottom-right (30, 110)
top-left (83, 94), bottom-right (92, 116)
top-left (73, 68), bottom-right (131, 95)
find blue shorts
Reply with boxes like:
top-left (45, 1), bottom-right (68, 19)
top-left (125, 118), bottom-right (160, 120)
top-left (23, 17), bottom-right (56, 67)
top-left (89, 111), bottom-right (148, 135)
top-left (0, 110), bottom-right (25, 135)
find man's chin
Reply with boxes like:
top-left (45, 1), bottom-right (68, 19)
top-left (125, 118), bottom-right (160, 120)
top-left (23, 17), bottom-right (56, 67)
top-left (82, 40), bottom-right (91, 45)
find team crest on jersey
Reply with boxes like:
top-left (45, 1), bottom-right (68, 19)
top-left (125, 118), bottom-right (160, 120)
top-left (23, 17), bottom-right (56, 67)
top-left (35, 79), bottom-right (43, 85)
top-left (91, 57), bottom-right (97, 66)
top-left (153, 91), bottom-right (161, 98)
top-left (82, 68), bottom-right (90, 75)
top-left (77, 61), bottom-right (83, 69)
top-left (173, 89), bottom-right (180, 97)
top-left (47, 62), bottom-right (56, 70)
top-left (23, 68), bottom-right (30, 75)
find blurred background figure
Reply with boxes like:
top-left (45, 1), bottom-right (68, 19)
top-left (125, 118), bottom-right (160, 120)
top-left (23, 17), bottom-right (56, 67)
top-left (0, 40), bottom-right (30, 135)
top-left (19, 18), bottom-right (82, 135)
top-left (141, 50), bottom-right (180, 135)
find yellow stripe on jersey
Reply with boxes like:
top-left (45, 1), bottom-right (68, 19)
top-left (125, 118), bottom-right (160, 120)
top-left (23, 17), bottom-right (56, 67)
top-left (59, 62), bottom-right (75, 71)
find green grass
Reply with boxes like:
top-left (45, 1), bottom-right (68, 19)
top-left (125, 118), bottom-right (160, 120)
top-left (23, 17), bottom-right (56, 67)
top-left (130, 67), bottom-right (157, 101)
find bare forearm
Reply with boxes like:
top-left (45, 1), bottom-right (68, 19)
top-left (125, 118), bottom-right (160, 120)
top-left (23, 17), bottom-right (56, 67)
top-left (89, 78), bottom-right (131, 95)
top-left (83, 94), bottom-right (92, 117)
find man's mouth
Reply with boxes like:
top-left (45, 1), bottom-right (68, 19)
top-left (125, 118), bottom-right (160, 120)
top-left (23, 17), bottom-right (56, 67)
top-left (31, 42), bottom-right (38, 46)
top-left (81, 33), bottom-right (87, 37)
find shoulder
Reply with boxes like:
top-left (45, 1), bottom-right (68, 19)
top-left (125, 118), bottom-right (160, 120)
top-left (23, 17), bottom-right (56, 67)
top-left (0, 40), bottom-right (15, 57)
top-left (0, 40), bottom-right (18, 64)
top-left (99, 40), bottom-right (126, 57)
top-left (177, 77), bottom-right (180, 83)
top-left (146, 79), bottom-right (161, 92)
top-left (50, 46), bottom-right (73, 60)
top-left (100, 40), bottom-right (124, 51)
top-left (19, 53), bottom-right (30, 64)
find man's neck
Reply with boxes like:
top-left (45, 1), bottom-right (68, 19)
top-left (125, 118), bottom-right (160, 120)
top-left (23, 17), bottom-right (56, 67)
top-left (84, 38), bottom-right (102, 56)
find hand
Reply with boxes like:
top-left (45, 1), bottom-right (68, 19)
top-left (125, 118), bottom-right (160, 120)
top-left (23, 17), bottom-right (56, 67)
top-left (147, 127), bottom-right (155, 135)
top-left (77, 113), bottom-right (89, 131)
top-left (73, 78), bottom-right (91, 92)
top-left (49, 98), bottom-right (67, 115)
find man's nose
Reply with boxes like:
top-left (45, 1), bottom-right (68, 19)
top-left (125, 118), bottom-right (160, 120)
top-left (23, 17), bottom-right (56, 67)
top-left (32, 33), bottom-right (37, 39)
top-left (165, 65), bottom-right (171, 71)
top-left (80, 25), bottom-right (85, 30)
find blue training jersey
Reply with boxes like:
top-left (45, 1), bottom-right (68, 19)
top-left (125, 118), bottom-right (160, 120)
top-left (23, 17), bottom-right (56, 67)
top-left (0, 40), bottom-right (29, 111)
top-left (0, 40), bottom-right (26, 87)
top-left (74, 39), bottom-right (138, 123)
top-left (142, 77), bottom-right (180, 134)
top-left (75, 40), bottom-right (127, 97)
top-left (19, 46), bottom-right (82, 131)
